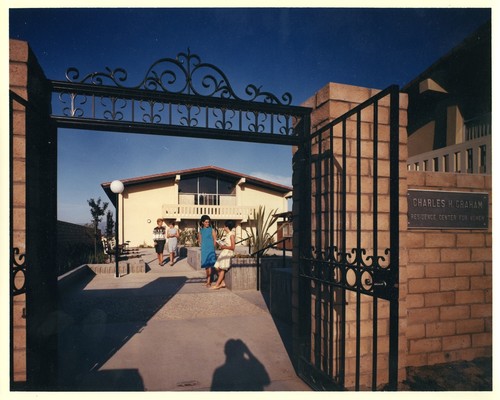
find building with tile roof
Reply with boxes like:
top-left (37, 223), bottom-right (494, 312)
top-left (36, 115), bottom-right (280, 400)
top-left (101, 165), bottom-right (292, 247)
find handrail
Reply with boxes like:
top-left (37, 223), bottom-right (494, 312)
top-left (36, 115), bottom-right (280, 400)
top-left (250, 237), bottom-right (290, 256)
top-left (250, 237), bottom-right (291, 291)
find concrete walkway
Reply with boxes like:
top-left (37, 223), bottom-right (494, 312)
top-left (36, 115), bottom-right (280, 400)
top-left (57, 248), bottom-right (311, 391)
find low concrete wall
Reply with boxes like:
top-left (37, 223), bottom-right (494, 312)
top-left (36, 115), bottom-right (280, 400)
top-left (225, 258), bottom-right (258, 291)
top-left (57, 265), bottom-right (96, 292)
top-left (221, 256), bottom-right (291, 292)
top-left (187, 247), bottom-right (202, 270)
top-left (88, 259), bottom-right (146, 274)
top-left (260, 256), bottom-right (291, 293)
top-left (186, 246), bottom-right (250, 271)
top-left (57, 259), bottom-right (147, 290)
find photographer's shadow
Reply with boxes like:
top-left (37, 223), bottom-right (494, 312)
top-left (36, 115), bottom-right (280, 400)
top-left (211, 339), bottom-right (270, 391)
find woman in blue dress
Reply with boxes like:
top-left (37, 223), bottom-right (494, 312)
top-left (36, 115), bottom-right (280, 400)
top-left (198, 214), bottom-right (217, 287)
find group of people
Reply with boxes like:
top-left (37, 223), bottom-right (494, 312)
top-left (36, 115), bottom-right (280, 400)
top-left (153, 218), bottom-right (179, 266)
top-left (199, 215), bottom-right (236, 290)
top-left (152, 215), bottom-right (236, 290)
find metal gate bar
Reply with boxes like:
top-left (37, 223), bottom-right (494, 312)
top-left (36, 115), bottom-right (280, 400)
top-left (340, 118), bottom-right (347, 387)
top-left (372, 102), bottom-right (379, 390)
top-left (389, 87), bottom-right (400, 388)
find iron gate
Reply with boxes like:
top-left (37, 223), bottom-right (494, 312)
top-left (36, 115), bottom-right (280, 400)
top-left (11, 45), bottom-right (401, 390)
top-left (297, 86), bottom-right (400, 390)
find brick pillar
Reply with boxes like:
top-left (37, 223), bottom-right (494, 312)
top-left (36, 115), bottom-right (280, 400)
top-left (10, 39), bottom-right (58, 389)
top-left (297, 82), bottom-right (408, 388)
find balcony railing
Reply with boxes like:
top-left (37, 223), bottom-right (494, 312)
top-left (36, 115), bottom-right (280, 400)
top-left (407, 134), bottom-right (491, 174)
top-left (162, 203), bottom-right (255, 221)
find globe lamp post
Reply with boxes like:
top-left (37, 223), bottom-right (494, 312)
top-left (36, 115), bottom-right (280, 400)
top-left (110, 180), bottom-right (124, 278)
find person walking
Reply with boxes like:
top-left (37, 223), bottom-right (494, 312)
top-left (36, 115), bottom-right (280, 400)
top-left (166, 220), bottom-right (179, 266)
top-left (211, 220), bottom-right (235, 290)
top-left (198, 214), bottom-right (217, 287)
top-left (153, 218), bottom-right (166, 266)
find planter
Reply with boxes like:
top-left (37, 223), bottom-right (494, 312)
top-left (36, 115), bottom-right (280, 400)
top-left (225, 256), bottom-right (291, 292)
top-left (186, 247), bottom-right (202, 270)
top-left (225, 257), bottom-right (258, 291)
top-left (186, 247), bottom-right (291, 293)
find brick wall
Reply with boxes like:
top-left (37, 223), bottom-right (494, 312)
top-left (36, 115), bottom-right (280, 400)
top-left (404, 171), bottom-right (492, 367)
top-left (294, 81), bottom-right (492, 389)
top-left (57, 221), bottom-right (96, 275)
top-left (10, 38), bottom-right (58, 388)
top-left (10, 38), bottom-right (30, 385)
top-left (57, 220), bottom-right (95, 246)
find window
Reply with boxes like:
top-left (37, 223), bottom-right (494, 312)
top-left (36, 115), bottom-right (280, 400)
top-left (198, 176), bottom-right (216, 193)
top-left (178, 177), bottom-right (197, 193)
top-left (282, 222), bottom-right (293, 237)
top-left (178, 174), bottom-right (236, 205)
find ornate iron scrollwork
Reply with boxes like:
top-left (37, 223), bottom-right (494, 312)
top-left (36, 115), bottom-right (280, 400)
top-left (65, 49), bottom-right (293, 106)
top-left (301, 244), bottom-right (394, 299)
top-left (12, 248), bottom-right (27, 296)
top-left (52, 49), bottom-right (309, 143)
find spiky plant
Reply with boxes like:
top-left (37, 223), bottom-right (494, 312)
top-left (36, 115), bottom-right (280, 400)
top-left (246, 205), bottom-right (278, 256)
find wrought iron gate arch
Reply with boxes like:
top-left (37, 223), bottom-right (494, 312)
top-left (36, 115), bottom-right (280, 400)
top-left (49, 49), bottom-right (310, 145)
top-left (11, 48), bottom-right (400, 391)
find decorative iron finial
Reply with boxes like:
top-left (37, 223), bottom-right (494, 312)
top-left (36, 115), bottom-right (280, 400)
top-left (66, 49), bottom-right (293, 105)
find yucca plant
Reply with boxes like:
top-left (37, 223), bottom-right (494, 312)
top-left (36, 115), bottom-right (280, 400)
top-left (245, 206), bottom-right (279, 256)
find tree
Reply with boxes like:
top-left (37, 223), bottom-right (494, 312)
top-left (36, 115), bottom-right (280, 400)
top-left (88, 197), bottom-right (109, 258)
top-left (105, 210), bottom-right (114, 239)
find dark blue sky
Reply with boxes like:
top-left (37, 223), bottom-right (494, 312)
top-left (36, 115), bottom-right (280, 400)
top-left (8, 7), bottom-right (492, 224)
top-left (10, 8), bottom-right (491, 102)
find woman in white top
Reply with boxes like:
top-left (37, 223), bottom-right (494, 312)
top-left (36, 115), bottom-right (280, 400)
top-left (211, 220), bottom-right (236, 290)
top-left (166, 221), bottom-right (179, 266)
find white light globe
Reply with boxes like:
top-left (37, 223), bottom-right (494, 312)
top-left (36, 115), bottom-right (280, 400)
top-left (110, 180), bottom-right (124, 194)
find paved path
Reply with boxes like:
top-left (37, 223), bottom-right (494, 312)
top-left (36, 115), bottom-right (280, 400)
top-left (57, 249), bottom-right (311, 391)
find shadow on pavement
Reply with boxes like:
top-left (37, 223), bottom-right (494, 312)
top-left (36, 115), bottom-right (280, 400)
top-left (70, 369), bottom-right (145, 391)
top-left (211, 339), bottom-right (270, 391)
top-left (259, 290), bottom-right (295, 365)
top-left (57, 275), bottom-right (186, 391)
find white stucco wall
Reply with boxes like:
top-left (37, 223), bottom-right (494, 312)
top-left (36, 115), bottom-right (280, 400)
top-left (118, 176), bottom-right (289, 247)
top-left (121, 180), bottom-right (177, 247)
